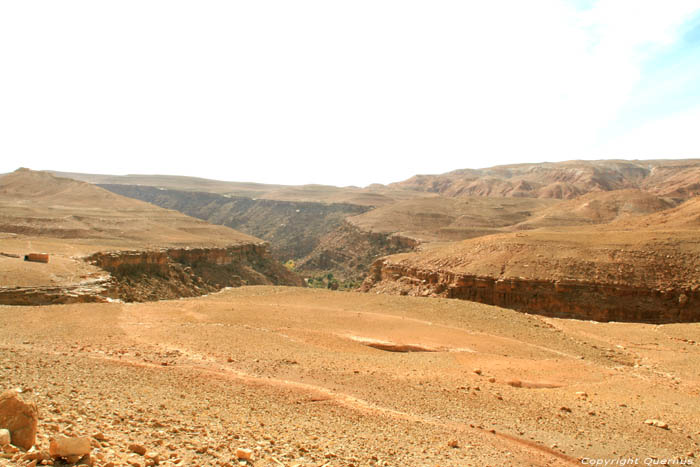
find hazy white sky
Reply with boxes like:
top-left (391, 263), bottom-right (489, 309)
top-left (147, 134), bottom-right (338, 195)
top-left (2, 1), bottom-right (700, 186)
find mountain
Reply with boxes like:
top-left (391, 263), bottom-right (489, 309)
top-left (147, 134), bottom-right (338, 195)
top-left (390, 159), bottom-right (700, 201)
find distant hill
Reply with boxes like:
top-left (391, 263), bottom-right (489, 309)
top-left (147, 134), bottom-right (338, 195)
top-left (510, 189), bottom-right (674, 230)
top-left (0, 168), bottom-right (259, 250)
top-left (390, 159), bottom-right (700, 201)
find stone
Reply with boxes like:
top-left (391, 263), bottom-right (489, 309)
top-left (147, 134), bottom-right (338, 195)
top-left (22, 450), bottom-right (50, 462)
top-left (145, 451), bottom-right (160, 465)
top-left (473, 369), bottom-right (482, 375)
top-left (0, 390), bottom-right (38, 450)
top-left (129, 443), bottom-right (147, 455)
top-left (447, 439), bottom-right (459, 448)
top-left (644, 419), bottom-right (669, 430)
top-left (236, 448), bottom-right (253, 460)
top-left (0, 428), bottom-right (9, 446)
top-left (49, 436), bottom-right (92, 459)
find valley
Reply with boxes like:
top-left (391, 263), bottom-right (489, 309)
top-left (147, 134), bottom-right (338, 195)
top-left (1, 160), bottom-right (699, 466)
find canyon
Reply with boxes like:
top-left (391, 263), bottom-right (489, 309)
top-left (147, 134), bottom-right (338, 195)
top-left (2, 162), bottom-right (700, 466)
top-left (0, 169), bottom-right (301, 305)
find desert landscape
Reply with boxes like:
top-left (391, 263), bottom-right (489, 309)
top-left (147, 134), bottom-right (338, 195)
top-left (2, 163), bottom-right (700, 466)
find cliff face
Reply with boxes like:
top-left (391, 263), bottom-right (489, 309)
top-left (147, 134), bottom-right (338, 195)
top-left (97, 184), bottom-right (419, 283)
top-left (98, 185), bottom-right (370, 262)
top-left (361, 260), bottom-right (699, 324)
top-left (296, 221), bottom-right (419, 282)
top-left (0, 244), bottom-right (302, 305)
top-left (87, 244), bottom-right (303, 302)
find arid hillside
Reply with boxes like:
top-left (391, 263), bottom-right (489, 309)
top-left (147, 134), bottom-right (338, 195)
top-left (346, 196), bottom-right (558, 242)
top-left (391, 159), bottom-right (700, 201)
top-left (98, 184), bottom-right (371, 262)
top-left (510, 189), bottom-right (674, 230)
top-left (2, 287), bottom-right (698, 466)
top-left (47, 161), bottom-right (700, 291)
top-left (49, 170), bottom-right (432, 207)
top-left (0, 169), bottom-right (301, 305)
top-left (362, 196), bottom-right (700, 323)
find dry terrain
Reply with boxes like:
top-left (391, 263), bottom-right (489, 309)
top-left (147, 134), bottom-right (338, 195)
top-left (2, 287), bottom-right (699, 466)
top-left (0, 169), bottom-right (300, 304)
top-left (49, 160), bottom-right (700, 284)
top-left (362, 196), bottom-right (700, 322)
top-left (391, 159), bottom-right (700, 201)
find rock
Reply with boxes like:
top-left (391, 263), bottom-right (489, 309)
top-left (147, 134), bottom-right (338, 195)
top-left (129, 443), bottom-right (147, 455)
top-left (22, 450), bottom-right (50, 462)
top-left (0, 389), bottom-right (38, 450)
top-left (488, 377), bottom-right (496, 383)
top-left (0, 428), bottom-right (9, 446)
top-left (236, 448), bottom-right (253, 460)
top-left (473, 369), bottom-right (482, 375)
top-left (145, 451), bottom-right (160, 465)
top-left (644, 419), bottom-right (669, 429)
top-left (575, 391), bottom-right (588, 398)
top-left (49, 436), bottom-right (92, 459)
top-left (679, 294), bottom-right (688, 306)
top-left (447, 439), bottom-right (459, 448)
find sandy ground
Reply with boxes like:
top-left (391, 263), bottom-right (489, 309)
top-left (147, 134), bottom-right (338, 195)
top-left (2, 287), bottom-right (699, 466)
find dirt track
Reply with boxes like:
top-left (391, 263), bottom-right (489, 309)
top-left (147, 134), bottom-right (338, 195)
top-left (2, 287), bottom-right (699, 466)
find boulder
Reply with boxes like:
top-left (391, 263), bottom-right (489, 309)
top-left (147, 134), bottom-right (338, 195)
top-left (0, 390), bottom-right (38, 450)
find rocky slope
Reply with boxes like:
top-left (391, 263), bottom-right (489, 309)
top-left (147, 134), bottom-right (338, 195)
top-left (295, 221), bottom-right (419, 283)
top-left (362, 198), bottom-right (700, 323)
top-left (95, 184), bottom-right (424, 283)
top-left (0, 169), bottom-right (301, 305)
top-left (98, 184), bottom-right (370, 262)
top-left (391, 159), bottom-right (700, 201)
top-left (510, 189), bottom-right (674, 230)
top-left (346, 196), bottom-right (558, 242)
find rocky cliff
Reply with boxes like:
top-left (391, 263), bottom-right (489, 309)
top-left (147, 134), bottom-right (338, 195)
top-left (87, 244), bottom-right (303, 302)
top-left (296, 221), bottom-right (419, 282)
top-left (98, 184), bottom-right (370, 262)
top-left (361, 259), bottom-right (699, 323)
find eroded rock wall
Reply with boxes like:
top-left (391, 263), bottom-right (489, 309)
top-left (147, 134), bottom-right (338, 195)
top-left (87, 244), bottom-right (303, 302)
top-left (361, 260), bottom-right (700, 323)
top-left (1, 244), bottom-right (302, 305)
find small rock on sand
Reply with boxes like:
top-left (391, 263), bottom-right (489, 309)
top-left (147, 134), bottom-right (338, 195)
top-left (129, 443), bottom-right (148, 455)
top-left (644, 419), bottom-right (669, 430)
top-left (49, 436), bottom-right (92, 458)
top-left (236, 447), bottom-right (254, 460)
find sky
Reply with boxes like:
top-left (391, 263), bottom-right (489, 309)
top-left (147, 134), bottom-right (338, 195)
top-left (1, 1), bottom-right (700, 187)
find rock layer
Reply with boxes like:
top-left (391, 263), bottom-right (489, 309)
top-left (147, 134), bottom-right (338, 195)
top-left (87, 244), bottom-right (303, 302)
top-left (361, 260), bottom-right (700, 324)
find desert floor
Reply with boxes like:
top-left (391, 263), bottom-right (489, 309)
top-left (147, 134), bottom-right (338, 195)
top-left (2, 286), bottom-right (699, 466)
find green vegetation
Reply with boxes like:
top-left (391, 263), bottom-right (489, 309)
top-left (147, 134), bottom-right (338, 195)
top-left (305, 273), bottom-right (362, 291)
